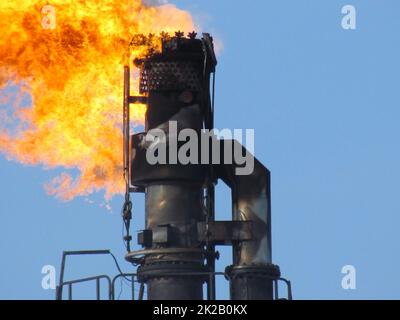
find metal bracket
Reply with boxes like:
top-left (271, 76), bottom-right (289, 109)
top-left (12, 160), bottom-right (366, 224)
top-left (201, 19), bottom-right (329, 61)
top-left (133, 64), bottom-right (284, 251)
top-left (153, 225), bottom-right (172, 245)
top-left (137, 230), bottom-right (152, 247)
top-left (197, 221), bottom-right (253, 245)
top-left (137, 225), bottom-right (173, 248)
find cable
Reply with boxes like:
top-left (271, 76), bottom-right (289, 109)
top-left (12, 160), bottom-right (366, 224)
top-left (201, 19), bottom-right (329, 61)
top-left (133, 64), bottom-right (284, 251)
top-left (117, 276), bottom-right (124, 300)
top-left (109, 252), bottom-right (134, 283)
top-left (121, 196), bottom-right (133, 252)
top-left (122, 65), bottom-right (133, 253)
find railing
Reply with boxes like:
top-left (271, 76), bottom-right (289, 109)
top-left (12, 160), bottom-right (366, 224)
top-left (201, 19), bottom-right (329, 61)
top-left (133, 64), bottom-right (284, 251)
top-left (60, 275), bottom-right (112, 300)
top-left (57, 272), bottom-right (292, 300)
top-left (274, 277), bottom-right (293, 300)
top-left (111, 273), bottom-right (136, 300)
top-left (55, 250), bottom-right (292, 300)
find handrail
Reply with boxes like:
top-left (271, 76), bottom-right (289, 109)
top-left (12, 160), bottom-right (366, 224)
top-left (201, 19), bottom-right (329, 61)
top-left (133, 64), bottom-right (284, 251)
top-left (55, 249), bottom-right (292, 300)
top-left (278, 277), bottom-right (293, 300)
top-left (57, 271), bottom-right (292, 300)
top-left (111, 273), bottom-right (136, 300)
top-left (56, 249), bottom-right (111, 300)
top-left (58, 275), bottom-right (112, 300)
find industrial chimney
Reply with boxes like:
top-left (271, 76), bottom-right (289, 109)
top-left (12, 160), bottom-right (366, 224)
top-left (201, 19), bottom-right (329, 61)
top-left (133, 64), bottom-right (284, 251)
top-left (122, 32), bottom-right (286, 300)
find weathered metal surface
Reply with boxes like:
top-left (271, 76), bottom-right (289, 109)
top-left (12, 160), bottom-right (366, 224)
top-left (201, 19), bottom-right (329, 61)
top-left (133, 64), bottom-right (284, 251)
top-left (226, 264), bottom-right (281, 300)
top-left (125, 34), bottom-right (284, 300)
top-left (128, 35), bottom-right (216, 300)
top-left (216, 140), bottom-right (272, 266)
top-left (197, 221), bottom-right (254, 245)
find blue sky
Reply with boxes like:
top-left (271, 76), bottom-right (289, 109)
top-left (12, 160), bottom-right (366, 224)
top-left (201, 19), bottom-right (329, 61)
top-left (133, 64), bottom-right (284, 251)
top-left (1, 0), bottom-right (400, 299)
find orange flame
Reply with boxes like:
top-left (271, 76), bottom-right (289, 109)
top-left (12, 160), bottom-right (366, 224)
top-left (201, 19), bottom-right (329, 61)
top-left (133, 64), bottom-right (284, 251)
top-left (0, 1), bottom-right (195, 200)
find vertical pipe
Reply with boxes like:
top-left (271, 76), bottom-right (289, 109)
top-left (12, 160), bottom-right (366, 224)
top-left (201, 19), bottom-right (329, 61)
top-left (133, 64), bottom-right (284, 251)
top-left (142, 184), bottom-right (205, 300)
top-left (267, 172), bottom-right (272, 261)
top-left (219, 144), bottom-right (280, 300)
top-left (138, 283), bottom-right (145, 301)
top-left (130, 36), bottom-right (215, 301)
top-left (96, 278), bottom-right (100, 300)
top-left (205, 71), bottom-right (216, 300)
top-left (123, 66), bottom-right (130, 191)
top-left (68, 284), bottom-right (72, 300)
top-left (206, 169), bottom-right (216, 300)
top-left (131, 275), bottom-right (135, 300)
top-left (274, 280), bottom-right (279, 300)
top-left (56, 252), bottom-right (67, 300)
